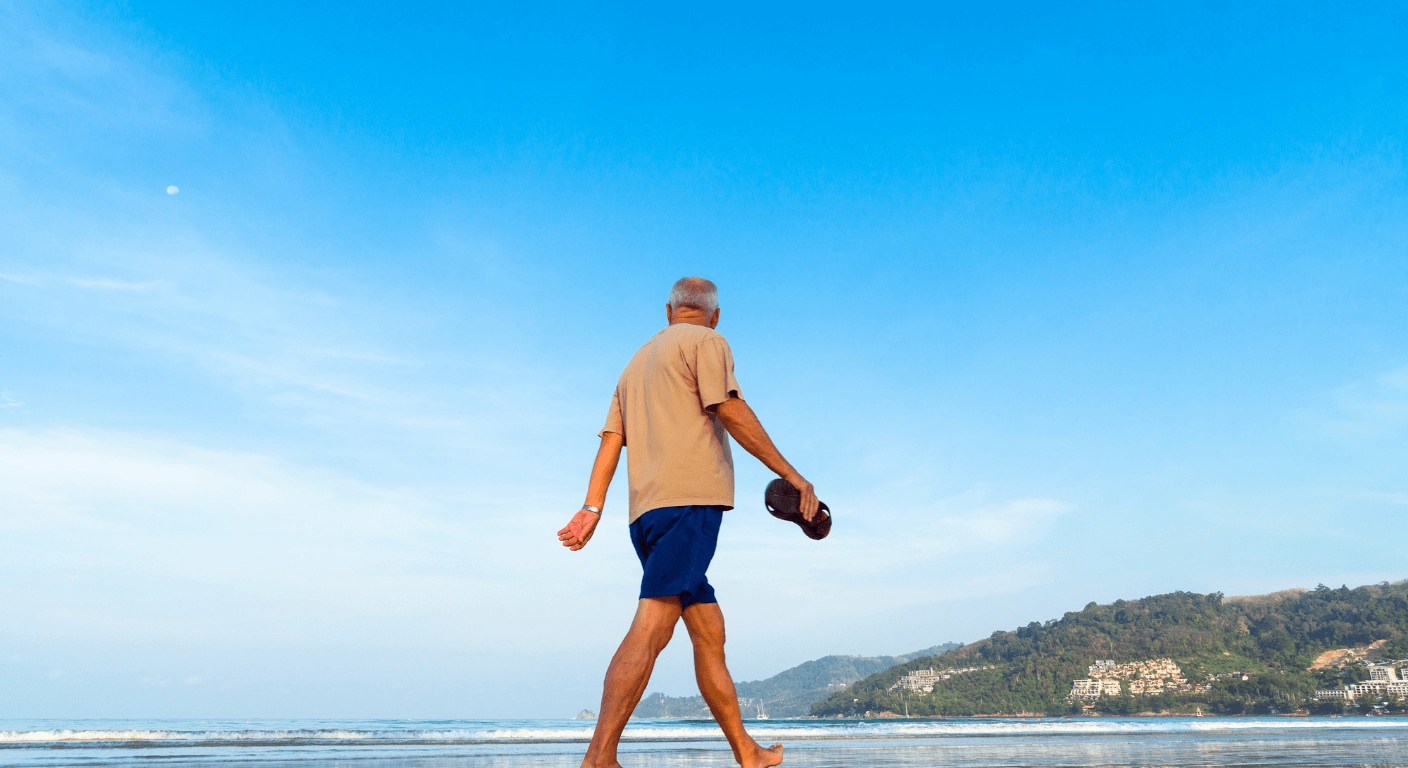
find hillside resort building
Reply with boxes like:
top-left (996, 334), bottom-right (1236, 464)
top-left (1315, 664), bottom-right (1408, 701)
top-left (889, 666), bottom-right (993, 694)
top-left (1066, 658), bottom-right (1212, 700)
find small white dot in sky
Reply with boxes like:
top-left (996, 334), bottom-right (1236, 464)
top-left (166, 186), bottom-right (179, 195)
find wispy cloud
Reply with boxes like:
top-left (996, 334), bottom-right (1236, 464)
top-left (0, 393), bottom-right (25, 410)
top-left (0, 3), bottom-right (587, 503)
top-left (832, 495), bottom-right (1074, 570)
top-left (2, 2), bottom-right (203, 140)
top-left (0, 242), bottom-right (583, 484)
top-left (1307, 364), bottom-right (1408, 440)
top-left (0, 428), bottom-right (557, 643)
top-left (1357, 490), bottom-right (1408, 506)
top-left (71, 277), bottom-right (168, 291)
top-left (712, 491), bottom-right (1072, 623)
top-left (0, 5), bottom-right (414, 415)
top-left (1, 251), bottom-right (431, 411)
top-left (939, 497), bottom-right (1073, 548)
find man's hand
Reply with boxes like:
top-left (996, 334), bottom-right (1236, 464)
top-left (785, 473), bottom-right (820, 522)
top-left (558, 509), bottom-right (601, 551)
top-left (561, 433), bottom-right (622, 553)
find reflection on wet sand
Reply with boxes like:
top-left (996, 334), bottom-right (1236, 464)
top-left (109, 731), bottom-right (1408, 768)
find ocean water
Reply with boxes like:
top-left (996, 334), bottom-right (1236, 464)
top-left (2, 717), bottom-right (1405, 767)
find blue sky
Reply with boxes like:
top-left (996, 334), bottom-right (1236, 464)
top-left (2, 1), bottom-right (1406, 718)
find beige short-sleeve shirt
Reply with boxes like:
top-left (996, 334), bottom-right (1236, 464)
top-left (600, 323), bottom-right (742, 523)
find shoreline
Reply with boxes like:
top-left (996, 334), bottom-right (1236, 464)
top-left (632, 712), bottom-right (1408, 721)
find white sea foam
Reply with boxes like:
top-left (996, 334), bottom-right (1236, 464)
top-left (3, 717), bottom-right (1406, 745)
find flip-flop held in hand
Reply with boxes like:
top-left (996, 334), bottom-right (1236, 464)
top-left (765, 478), bottom-right (832, 540)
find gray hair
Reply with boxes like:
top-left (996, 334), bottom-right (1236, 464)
top-left (668, 276), bottom-right (719, 314)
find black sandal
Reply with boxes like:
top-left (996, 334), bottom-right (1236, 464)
top-left (765, 478), bottom-right (832, 540)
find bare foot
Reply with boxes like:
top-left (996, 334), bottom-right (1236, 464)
top-left (740, 742), bottom-right (784, 768)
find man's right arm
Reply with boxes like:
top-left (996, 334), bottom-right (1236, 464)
top-left (557, 431), bottom-right (624, 551)
top-left (713, 397), bottom-right (820, 521)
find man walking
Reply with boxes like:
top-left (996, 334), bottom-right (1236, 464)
top-left (558, 277), bottom-right (823, 768)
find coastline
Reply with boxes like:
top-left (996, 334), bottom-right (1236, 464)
top-left (4, 717), bottom-right (1407, 768)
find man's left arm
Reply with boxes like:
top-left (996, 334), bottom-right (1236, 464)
top-left (713, 397), bottom-right (820, 522)
top-left (693, 335), bottom-right (821, 522)
top-left (558, 431), bottom-right (624, 551)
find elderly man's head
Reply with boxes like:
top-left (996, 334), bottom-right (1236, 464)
top-left (667, 277), bottom-right (720, 328)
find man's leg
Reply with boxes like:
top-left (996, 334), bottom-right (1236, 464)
top-left (581, 597), bottom-right (683, 768)
top-left (682, 602), bottom-right (784, 768)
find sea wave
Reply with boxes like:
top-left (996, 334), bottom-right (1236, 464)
top-left (3, 717), bottom-right (1406, 746)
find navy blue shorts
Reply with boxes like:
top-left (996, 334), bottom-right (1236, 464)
top-left (629, 505), bottom-right (723, 608)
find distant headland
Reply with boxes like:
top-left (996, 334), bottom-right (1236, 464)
top-left (810, 580), bottom-right (1408, 718)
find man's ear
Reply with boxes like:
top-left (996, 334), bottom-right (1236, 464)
top-left (666, 303), bottom-right (674, 324)
top-left (709, 307), bottom-right (721, 329)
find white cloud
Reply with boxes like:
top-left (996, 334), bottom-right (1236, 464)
top-left (860, 495), bottom-right (1074, 566)
top-left (706, 491), bottom-right (1072, 625)
top-left (0, 256), bottom-right (394, 401)
top-left (940, 497), bottom-right (1073, 548)
top-left (1357, 490), bottom-right (1408, 505)
top-left (0, 426), bottom-right (657, 715)
top-left (1312, 364), bottom-right (1408, 439)
top-left (0, 428), bottom-right (568, 643)
top-left (0, 425), bottom-right (1078, 714)
top-left (0, 11), bottom-right (414, 415)
top-left (3, 3), bottom-right (203, 138)
top-left (0, 242), bottom-right (572, 460)
top-left (71, 277), bottom-right (167, 291)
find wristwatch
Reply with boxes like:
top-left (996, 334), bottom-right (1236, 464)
top-left (581, 504), bottom-right (602, 514)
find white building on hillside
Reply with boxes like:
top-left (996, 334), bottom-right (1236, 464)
top-left (1069, 658), bottom-right (1188, 699)
top-left (1315, 688), bottom-right (1352, 700)
top-left (888, 665), bottom-right (993, 694)
top-left (1068, 679), bottom-right (1122, 699)
top-left (895, 669), bottom-right (941, 693)
top-left (1369, 666), bottom-right (1401, 683)
top-left (1314, 665), bottom-right (1408, 701)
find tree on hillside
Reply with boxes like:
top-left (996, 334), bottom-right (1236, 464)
top-left (812, 581), bottom-right (1408, 717)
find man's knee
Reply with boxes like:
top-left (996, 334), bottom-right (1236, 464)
top-left (649, 622), bottom-right (677, 652)
top-left (635, 597), bottom-right (683, 649)
top-left (682, 603), bottom-right (727, 649)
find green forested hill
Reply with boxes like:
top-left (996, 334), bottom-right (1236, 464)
top-left (812, 582), bottom-right (1408, 717)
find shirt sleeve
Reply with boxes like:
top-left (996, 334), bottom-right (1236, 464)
top-left (599, 387), bottom-right (625, 442)
top-left (695, 335), bottom-right (743, 410)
